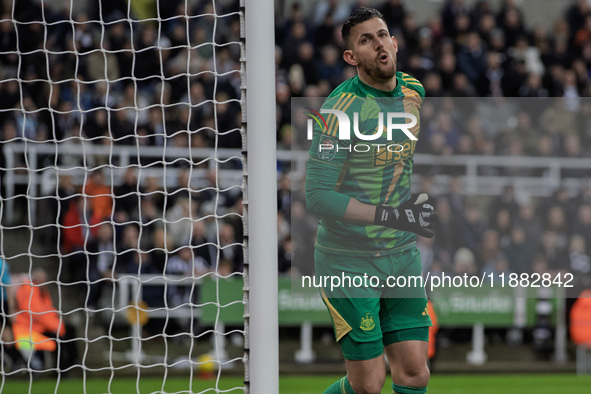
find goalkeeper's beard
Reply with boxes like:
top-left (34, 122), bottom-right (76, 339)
top-left (358, 54), bottom-right (397, 81)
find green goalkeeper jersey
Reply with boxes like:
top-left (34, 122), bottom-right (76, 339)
top-left (305, 72), bottom-right (424, 256)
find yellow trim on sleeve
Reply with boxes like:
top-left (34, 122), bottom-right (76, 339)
top-left (384, 161), bottom-right (405, 203)
top-left (325, 93), bottom-right (351, 137)
top-left (401, 85), bottom-right (423, 109)
top-left (327, 94), bottom-right (357, 137)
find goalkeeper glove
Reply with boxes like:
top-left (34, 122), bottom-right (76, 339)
top-left (374, 193), bottom-right (437, 238)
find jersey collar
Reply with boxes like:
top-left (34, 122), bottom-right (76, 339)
top-left (355, 75), bottom-right (401, 97)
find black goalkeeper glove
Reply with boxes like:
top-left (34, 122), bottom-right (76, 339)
top-left (374, 193), bottom-right (437, 238)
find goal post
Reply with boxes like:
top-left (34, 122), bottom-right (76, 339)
top-left (243, 0), bottom-right (279, 392)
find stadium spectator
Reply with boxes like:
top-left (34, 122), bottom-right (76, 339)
top-left (314, 0), bottom-right (351, 26)
top-left (195, 170), bottom-right (239, 212)
top-left (13, 268), bottom-right (78, 373)
top-left (519, 73), bottom-right (549, 97)
top-left (477, 229), bottom-right (504, 270)
top-left (572, 204), bottom-right (591, 248)
top-left (218, 222), bottom-right (243, 275)
top-left (422, 72), bottom-right (444, 97)
top-left (86, 222), bottom-right (116, 309)
top-left (443, 177), bottom-right (465, 215)
top-left (278, 236), bottom-right (293, 274)
top-left (0, 15), bottom-right (18, 72)
top-left (457, 203), bottom-right (487, 254)
top-left (566, 0), bottom-right (590, 38)
top-left (503, 226), bottom-right (534, 274)
top-left (380, 0), bottom-right (406, 30)
top-left (508, 36), bottom-right (545, 76)
top-left (425, 112), bottom-right (461, 151)
top-left (539, 230), bottom-right (568, 271)
top-left (215, 91), bottom-right (242, 149)
top-left (166, 168), bottom-right (191, 208)
top-left (492, 208), bottom-right (513, 247)
top-left (142, 175), bottom-right (166, 213)
top-left (453, 247), bottom-right (477, 277)
top-left (14, 97), bottom-right (39, 141)
top-left (114, 168), bottom-right (140, 221)
top-left (116, 223), bottom-right (146, 274)
top-left (488, 184), bottom-right (519, 225)
top-left (477, 51), bottom-right (506, 96)
top-left (546, 205), bottom-right (570, 247)
top-left (497, 3), bottom-right (526, 47)
top-left (148, 228), bottom-right (172, 275)
top-left (84, 109), bottom-right (108, 141)
top-left (166, 246), bottom-right (209, 306)
top-left (573, 13), bottom-right (591, 49)
top-left (441, 0), bottom-right (470, 38)
top-left (457, 31), bottom-right (487, 85)
top-left (60, 195), bottom-right (93, 282)
top-left (482, 253), bottom-right (511, 284)
top-left (189, 220), bottom-right (215, 269)
top-left (138, 196), bottom-right (163, 246)
top-left (434, 198), bottom-right (460, 256)
top-left (165, 197), bottom-right (195, 248)
top-left (83, 170), bottom-right (113, 227)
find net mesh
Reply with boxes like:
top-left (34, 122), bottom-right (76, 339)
top-left (0, 0), bottom-right (246, 392)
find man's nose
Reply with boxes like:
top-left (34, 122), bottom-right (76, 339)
top-left (375, 37), bottom-right (384, 50)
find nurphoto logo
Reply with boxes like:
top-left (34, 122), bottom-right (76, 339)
top-left (305, 107), bottom-right (418, 141)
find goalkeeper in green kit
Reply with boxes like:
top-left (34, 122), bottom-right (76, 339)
top-left (305, 8), bottom-right (437, 394)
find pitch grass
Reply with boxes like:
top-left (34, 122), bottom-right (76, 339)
top-left (2, 374), bottom-right (591, 393)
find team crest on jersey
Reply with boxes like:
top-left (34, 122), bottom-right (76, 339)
top-left (318, 135), bottom-right (337, 161)
top-left (360, 313), bottom-right (375, 331)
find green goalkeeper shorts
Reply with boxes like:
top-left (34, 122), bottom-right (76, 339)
top-left (315, 247), bottom-right (432, 360)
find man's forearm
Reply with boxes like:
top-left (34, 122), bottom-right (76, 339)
top-left (343, 199), bottom-right (377, 225)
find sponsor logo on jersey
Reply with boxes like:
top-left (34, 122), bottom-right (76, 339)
top-left (373, 139), bottom-right (416, 166)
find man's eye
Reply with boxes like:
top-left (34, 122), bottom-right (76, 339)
top-left (361, 38), bottom-right (369, 44)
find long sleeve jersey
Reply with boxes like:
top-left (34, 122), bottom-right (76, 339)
top-left (305, 72), bottom-right (424, 256)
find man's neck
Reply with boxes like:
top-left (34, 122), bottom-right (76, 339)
top-left (358, 72), bottom-right (398, 92)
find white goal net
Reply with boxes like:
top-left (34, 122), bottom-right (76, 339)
top-left (0, 0), bottom-right (271, 392)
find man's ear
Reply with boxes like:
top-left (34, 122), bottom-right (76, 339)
top-left (391, 35), bottom-right (399, 53)
top-left (343, 49), bottom-right (358, 66)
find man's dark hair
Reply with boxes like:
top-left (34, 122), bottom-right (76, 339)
top-left (341, 8), bottom-right (386, 48)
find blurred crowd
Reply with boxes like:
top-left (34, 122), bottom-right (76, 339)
top-left (277, 0), bottom-right (591, 153)
top-left (419, 182), bottom-right (591, 295)
top-left (0, 0), bottom-right (245, 301)
top-left (0, 0), bottom-right (589, 329)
